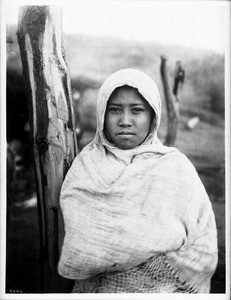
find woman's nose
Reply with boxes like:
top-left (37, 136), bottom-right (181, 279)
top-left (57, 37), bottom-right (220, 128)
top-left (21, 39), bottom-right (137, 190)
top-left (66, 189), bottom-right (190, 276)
top-left (119, 111), bottom-right (132, 127)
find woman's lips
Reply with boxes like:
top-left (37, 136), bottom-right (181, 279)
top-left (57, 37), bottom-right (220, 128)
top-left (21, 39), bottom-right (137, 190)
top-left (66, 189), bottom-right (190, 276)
top-left (117, 131), bottom-right (135, 136)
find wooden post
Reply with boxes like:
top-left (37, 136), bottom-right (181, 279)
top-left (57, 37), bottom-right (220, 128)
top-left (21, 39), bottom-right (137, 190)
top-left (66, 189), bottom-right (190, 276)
top-left (160, 55), bottom-right (179, 146)
top-left (17, 6), bottom-right (77, 292)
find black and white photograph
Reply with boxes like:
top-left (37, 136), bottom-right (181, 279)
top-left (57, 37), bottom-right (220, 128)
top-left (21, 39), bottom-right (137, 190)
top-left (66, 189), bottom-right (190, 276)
top-left (0, 0), bottom-right (230, 299)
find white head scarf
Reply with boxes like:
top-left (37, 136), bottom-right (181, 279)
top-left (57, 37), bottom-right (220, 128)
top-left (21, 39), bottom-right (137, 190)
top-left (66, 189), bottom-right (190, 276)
top-left (58, 69), bottom-right (217, 293)
top-left (93, 68), bottom-right (172, 165)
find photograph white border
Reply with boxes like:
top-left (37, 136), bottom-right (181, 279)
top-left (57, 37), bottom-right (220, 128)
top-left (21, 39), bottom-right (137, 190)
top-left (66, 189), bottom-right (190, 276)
top-left (1, 1), bottom-right (230, 299)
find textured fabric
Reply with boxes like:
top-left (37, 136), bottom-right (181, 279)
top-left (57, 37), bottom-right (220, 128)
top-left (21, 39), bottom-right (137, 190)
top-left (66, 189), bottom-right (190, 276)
top-left (58, 69), bottom-right (218, 293)
top-left (72, 254), bottom-right (196, 293)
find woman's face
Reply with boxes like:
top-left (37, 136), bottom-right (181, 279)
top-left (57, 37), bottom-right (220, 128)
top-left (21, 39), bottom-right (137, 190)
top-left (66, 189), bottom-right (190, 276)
top-left (104, 86), bottom-right (153, 150)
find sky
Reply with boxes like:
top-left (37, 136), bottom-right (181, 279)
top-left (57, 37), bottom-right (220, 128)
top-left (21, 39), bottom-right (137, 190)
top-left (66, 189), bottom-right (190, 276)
top-left (5, 0), bottom-right (230, 53)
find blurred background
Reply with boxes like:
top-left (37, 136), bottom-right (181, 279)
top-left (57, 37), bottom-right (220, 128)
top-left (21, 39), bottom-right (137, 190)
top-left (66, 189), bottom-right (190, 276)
top-left (5, 0), bottom-right (227, 294)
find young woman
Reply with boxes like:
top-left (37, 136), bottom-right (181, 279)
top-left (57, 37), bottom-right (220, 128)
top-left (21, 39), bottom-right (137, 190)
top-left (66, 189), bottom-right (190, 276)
top-left (58, 68), bottom-right (218, 293)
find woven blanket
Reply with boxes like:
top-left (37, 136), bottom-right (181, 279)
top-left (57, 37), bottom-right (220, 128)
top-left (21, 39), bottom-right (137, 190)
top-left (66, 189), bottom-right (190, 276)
top-left (58, 69), bottom-right (218, 293)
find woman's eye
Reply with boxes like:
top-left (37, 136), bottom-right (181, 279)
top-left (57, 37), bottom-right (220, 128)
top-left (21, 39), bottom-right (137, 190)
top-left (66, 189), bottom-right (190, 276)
top-left (108, 107), bottom-right (120, 113)
top-left (133, 108), bottom-right (144, 113)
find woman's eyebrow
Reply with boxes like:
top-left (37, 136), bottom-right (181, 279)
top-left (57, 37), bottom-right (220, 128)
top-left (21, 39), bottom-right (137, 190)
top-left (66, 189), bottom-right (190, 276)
top-left (107, 102), bottom-right (146, 107)
top-left (107, 102), bottom-right (122, 106)
top-left (130, 103), bottom-right (146, 107)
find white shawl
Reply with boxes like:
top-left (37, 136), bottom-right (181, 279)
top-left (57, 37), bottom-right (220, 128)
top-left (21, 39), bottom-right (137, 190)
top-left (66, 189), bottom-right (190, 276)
top-left (58, 69), bottom-right (218, 293)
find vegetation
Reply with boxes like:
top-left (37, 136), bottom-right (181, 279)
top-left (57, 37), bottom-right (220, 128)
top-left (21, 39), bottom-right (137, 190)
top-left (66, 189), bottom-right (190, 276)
top-left (186, 55), bottom-right (225, 114)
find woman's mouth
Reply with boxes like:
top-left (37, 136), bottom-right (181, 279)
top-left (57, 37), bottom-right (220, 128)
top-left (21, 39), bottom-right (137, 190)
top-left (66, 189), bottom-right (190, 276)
top-left (117, 131), bottom-right (135, 137)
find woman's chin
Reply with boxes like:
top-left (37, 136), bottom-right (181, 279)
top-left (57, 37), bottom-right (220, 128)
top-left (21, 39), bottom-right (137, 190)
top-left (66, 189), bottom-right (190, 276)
top-left (115, 143), bottom-right (137, 150)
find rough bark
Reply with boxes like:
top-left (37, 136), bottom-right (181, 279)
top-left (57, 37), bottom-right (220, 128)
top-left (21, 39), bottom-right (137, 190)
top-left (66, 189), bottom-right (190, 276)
top-left (17, 6), bottom-right (77, 292)
top-left (160, 55), bottom-right (179, 146)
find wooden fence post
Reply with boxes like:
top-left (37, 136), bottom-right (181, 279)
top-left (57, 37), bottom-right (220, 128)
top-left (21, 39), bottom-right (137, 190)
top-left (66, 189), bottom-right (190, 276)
top-left (17, 6), bottom-right (77, 292)
top-left (160, 55), bottom-right (179, 146)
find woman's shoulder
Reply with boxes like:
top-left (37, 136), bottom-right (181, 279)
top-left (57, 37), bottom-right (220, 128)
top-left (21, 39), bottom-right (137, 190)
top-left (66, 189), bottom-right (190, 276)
top-left (62, 141), bottom-right (96, 184)
top-left (162, 147), bottom-right (198, 175)
top-left (69, 140), bottom-right (103, 172)
top-left (65, 142), bottom-right (93, 171)
top-left (162, 146), bottom-right (193, 164)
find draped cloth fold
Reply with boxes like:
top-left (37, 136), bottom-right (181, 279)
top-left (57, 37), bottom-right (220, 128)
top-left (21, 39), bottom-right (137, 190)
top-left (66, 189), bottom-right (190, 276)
top-left (58, 69), bottom-right (218, 293)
